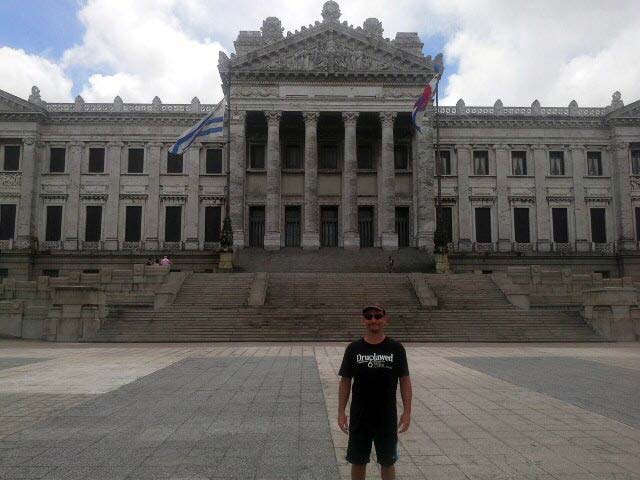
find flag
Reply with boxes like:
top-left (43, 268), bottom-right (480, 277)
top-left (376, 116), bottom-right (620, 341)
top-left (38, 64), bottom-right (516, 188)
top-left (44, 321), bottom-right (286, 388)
top-left (412, 58), bottom-right (444, 132)
top-left (169, 99), bottom-right (225, 155)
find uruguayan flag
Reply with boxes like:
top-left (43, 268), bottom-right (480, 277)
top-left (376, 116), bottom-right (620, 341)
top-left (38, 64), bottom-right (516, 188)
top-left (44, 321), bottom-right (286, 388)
top-left (169, 99), bottom-right (225, 155)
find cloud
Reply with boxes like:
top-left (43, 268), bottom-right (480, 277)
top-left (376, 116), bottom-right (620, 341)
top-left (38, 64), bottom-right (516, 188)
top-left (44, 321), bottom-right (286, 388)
top-left (0, 47), bottom-right (73, 102)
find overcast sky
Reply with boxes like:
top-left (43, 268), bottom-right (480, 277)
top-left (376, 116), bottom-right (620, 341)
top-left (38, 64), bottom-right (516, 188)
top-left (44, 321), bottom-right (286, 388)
top-left (1, 0), bottom-right (639, 107)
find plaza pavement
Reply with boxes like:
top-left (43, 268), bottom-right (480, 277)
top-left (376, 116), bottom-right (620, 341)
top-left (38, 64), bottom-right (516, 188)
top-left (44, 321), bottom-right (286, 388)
top-left (0, 340), bottom-right (639, 479)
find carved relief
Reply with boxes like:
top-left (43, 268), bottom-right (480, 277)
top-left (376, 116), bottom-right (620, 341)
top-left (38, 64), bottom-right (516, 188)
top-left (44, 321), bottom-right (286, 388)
top-left (232, 86), bottom-right (278, 98)
top-left (0, 173), bottom-right (22, 191)
top-left (302, 112), bottom-right (319, 124)
top-left (342, 112), bottom-right (359, 125)
top-left (631, 177), bottom-right (640, 191)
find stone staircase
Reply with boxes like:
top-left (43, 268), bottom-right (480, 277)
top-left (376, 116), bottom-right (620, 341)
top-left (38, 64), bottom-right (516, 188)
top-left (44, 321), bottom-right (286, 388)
top-left (90, 273), bottom-right (604, 343)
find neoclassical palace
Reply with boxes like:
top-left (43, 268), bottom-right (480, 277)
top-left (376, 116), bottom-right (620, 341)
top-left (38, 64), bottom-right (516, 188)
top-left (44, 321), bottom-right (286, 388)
top-left (1, 1), bottom-right (640, 278)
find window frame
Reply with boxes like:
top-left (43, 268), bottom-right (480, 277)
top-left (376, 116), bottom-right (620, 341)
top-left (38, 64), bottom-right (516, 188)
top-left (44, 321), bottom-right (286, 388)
top-left (84, 205), bottom-right (103, 242)
top-left (45, 205), bottom-right (63, 242)
top-left (511, 151), bottom-right (528, 176)
top-left (124, 205), bottom-right (143, 242)
top-left (318, 144), bottom-right (339, 171)
top-left (88, 147), bottom-right (106, 174)
top-left (630, 149), bottom-right (640, 176)
top-left (394, 143), bottom-right (410, 171)
top-left (357, 144), bottom-right (374, 170)
top-left (249, 143), bottom-right (266, 170)
top-left (164, 205), bottom-right (183, 243)
top-left (0, 203), bottom-right (17, 240)
top-left (166, 151), bottom-right (184, 174)
top-left (2, 145), bottom-right (21, 172)
top-left (513, 207), bottom-right (531, 243)
top-left (205, 148), bottom-right (223, 174)
top-left (49, 147), bottom-right (66, 173)
top-left (283, 144), bottom-right (303, 170)
top-left (439, 150), bottom-right (452, 176)
top-left (127, 147), bottom-right (145, 174)
top-left (472, 150), bottom-right (489, 176)
top-left (586, 151), bottom-right (603, 177)
top-left (549, 151), bottom-right (566, 176)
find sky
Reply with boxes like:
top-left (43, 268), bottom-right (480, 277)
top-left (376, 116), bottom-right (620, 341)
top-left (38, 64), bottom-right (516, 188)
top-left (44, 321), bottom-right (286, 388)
top-left (0, 0), bottom-right (639, 107)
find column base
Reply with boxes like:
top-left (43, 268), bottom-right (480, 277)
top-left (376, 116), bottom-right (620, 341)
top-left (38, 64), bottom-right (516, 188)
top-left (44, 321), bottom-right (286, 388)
top-left (184, 238), bottom-right (200, 251)
top-left (575, 239), bottom-right (590, 252)
top-left (103, 239), bottom-right (119, 251)
top-left (498, 239), bottom-right (512, 252)
top-left (302, 232), bottom-right (320, 250)
top-left (263, 233), bottom-right (281, 251)
top-left (537, 240), bottom-right (551, 253)
top-left (381, 233), bottom-right (399, 251)
top-left (343, 232), bottom-right (360, 250)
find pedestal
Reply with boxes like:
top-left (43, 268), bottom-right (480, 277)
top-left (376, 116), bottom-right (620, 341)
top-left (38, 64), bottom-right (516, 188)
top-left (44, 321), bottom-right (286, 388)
top-left (218, 251), bottom-right (234, 271)
top-left (435, 253), bottom-right (451, 273)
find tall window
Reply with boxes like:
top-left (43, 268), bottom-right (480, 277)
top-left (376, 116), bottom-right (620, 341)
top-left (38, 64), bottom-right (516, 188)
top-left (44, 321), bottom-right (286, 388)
top-left (473, 151), bottom-right (489, 175)
top-left (85, 206), bottom-right (102, 242)
top-left (167, 152), bottom-right (183, 174)
top-left (165, 206), bottom-right (182, 242)
top-left (319, 145), bottom-right (338, 170)
top-left (513, 208), bottom-right (530, 243)
top-left (250, 144), bottom-right (265, 169)
top-left (590, 208), bottom-right (606, 243)
top-left (50, 148), bottom-right (66, 173)
top-left (284, 145), bottom-right (302, 169)
top-left (630, 148), bottom-right (640, 175)
top-left (357, 145), bottom-right (373, 170)
top-left (475, 208), bottom-right (492, 243)
top-left (552, 208), bottom-right (569, 243)
top-left (394, 144), bottom-right (409, 170)
top-left (436, 206), bottom-right (453, 243)
top-left (128, 148), bottom-right (144, 173)
top-left (587, 151), bottom-right (603, 176)
top-left (204, 206), bottom-right (221, 242)
top-left (439, 150), bottom-right (451, 175)
top-left (45, 205), bottom-right (63, 241)
top-left (511, 151), bottom-right (527, 175)
top-left (125, 206), bottom-right (142, 242)
top-left (636, 207), bottom-right (640, 241)
top-left (3, 146), bottom-right (20, 171)
top-left (88, 148), bottom-right (105, 173)
top-left (0, 204), bottom-right (17, 240)
top-left (549, 151), bottom-right (565, 175)
top-left (206, 149), bottom-right (222, 174)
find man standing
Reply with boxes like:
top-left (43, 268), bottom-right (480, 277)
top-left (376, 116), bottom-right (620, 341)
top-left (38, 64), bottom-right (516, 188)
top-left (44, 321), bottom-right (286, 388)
top-left (338, 305), bottom-right (412, 480)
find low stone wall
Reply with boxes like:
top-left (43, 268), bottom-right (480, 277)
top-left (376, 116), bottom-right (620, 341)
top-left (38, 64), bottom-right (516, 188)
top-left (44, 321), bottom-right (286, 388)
top-left (583, 287), bottom-right (639, 341)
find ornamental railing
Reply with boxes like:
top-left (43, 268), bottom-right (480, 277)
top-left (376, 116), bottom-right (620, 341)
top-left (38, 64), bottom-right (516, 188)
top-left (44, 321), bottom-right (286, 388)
top-left (437, 106), bottom-right (606, 117)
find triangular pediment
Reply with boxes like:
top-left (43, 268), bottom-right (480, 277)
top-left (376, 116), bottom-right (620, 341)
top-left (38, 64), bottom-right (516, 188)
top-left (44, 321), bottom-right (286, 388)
top-left (0, 89), bottom-right (46, 114)
top-left (606, 99), bottom-right (640, 119)
top-left (223, 22), bottom-right (436, 80)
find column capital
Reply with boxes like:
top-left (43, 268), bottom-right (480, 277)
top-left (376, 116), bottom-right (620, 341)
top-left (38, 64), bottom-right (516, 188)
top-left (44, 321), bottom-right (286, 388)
top-left (531, 143), bottom-right (547, 151)
top-left (264, 111), bottom-right (282, 125)
top-left (69, 140), bottom-right (84, 149)
top-left (23, 136), bottom-right (37, 146)
top-left (302, 111), bottom-right (319, 124)
top-left (342, 112), bottom-right (359, 126)
top-left (106, 141), bottom-right (125, 148)
top-left (380, 112), bottom-right (397, 127)
top-left (614, 141), bottom-right (629, 151)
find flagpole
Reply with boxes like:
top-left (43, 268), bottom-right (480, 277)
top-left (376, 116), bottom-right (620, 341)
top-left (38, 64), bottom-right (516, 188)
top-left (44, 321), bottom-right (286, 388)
top-left (435, 76), bottom-right (442, 248)
top-left (225, 80), bottom-right (231, 219)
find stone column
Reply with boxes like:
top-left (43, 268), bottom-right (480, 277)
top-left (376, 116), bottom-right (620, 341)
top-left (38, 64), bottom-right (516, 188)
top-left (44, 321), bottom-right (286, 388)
top-left (612, 141), bottom-right (634, 250)
top-left (379, 112), bottom-right (399, 250)
top-left (103, 142), bottom-right (123, 250)
top-left (145, 142), bottom-right (162, 250)
top-left (570, 146), bottom-right (589, 251)
top-left (302, 112), bottom-right (320, 249)
top-left (63, 141), bottom-right (82, 250)
top-left (229, 111), bottom-right (246, 248)
top-left (495, 144), bottom-right (511, 252)
top-left (15, 136), bottom-right (37, 249)
top-left (184, 144), bottom-right (200, 250)
top-left (414, 108), bottom-right (435, 251)
top-left (533, 144), bottom-right (551, 251)
top-left (264, 111), bottom-right (282, 250)
top-left (342, 112), bottom-right (360, 250)
top-left (456, 144), bottom-right (473, 251)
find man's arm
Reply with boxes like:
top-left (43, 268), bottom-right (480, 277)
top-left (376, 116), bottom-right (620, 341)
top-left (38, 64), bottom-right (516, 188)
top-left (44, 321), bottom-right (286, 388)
top-left (398, 376), bottom-right (412, 433)
top-left (337, 376), bottom-right (351, 434)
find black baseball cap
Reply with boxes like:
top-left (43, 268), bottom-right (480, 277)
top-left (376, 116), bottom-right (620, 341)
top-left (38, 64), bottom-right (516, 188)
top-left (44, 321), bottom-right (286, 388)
top-left (362, 304), bottom-right (386, 315)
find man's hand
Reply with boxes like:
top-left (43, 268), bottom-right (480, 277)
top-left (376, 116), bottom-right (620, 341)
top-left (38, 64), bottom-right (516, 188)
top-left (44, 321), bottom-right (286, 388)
top-left (338, 411), bottom-right (349, 434)
top-left (398, 411), bottom-right (411, 433)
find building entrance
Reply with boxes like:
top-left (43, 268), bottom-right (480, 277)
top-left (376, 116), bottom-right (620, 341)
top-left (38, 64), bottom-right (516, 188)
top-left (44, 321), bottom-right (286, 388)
top-left (320, 206), bottom-right (339, 247)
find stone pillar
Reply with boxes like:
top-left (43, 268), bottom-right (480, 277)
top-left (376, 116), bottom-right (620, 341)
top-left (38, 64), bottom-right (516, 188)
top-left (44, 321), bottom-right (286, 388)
top-left (229, 111), bottom-right (246, 248)
top-left (63, 141), bottom-right (82, 250)
top-left (184, 144), bottom-right (200, 250)
top-left (103, 142), bottom-right (123, 250)
top-left (495, 144), bottom-right (511, 252)
top-left (145, 142), bottom-right (162, 250)
top-left (415, 108), bottom-right (435, 251)
top-left (570, 146), bottom-right (589, 252)
top-left (302, 112), bottom-right (320, 249)
top-left (612, 141), bottom-right (635, 250)
top-left (342, 112), bottom-right (360, 250)
top-left (379, 112), bottom-right (398, 250)
top-left (264, 111), bottom-right (282, 250)
top-left (533, 144), bottom-right (550, 251)
top-left (456, 144), bottom-right (473, 251)
top-left (15, 136), bottom-right (37, 249)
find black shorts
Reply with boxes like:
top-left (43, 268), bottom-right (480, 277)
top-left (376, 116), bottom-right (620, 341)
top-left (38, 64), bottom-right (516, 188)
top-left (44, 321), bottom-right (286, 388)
top-left (346, 428), bottom-right (398, 467)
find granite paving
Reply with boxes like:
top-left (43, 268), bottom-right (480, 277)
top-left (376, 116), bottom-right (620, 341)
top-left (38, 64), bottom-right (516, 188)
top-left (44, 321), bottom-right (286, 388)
top-left (0, 358), bottom-right (47, 371)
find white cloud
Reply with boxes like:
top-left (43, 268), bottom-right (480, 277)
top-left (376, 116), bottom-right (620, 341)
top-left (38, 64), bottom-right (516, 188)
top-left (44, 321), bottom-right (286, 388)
top-left (0, 47), bottom-right (73, 101)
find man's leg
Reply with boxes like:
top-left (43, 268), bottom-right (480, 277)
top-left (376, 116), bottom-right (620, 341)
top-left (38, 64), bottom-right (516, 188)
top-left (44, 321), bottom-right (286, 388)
top-left (380, 465), bottom-right (395, 480)
top-left (351, 464), bottom-right (366, 480)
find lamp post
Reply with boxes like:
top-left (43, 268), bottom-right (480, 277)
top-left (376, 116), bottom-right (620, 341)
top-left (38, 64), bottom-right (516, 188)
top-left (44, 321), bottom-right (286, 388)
top-left (218, 79), bottom-right (234, 269)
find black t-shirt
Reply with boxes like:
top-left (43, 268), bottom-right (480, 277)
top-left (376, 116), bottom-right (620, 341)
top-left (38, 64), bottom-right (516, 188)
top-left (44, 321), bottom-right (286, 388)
top-left (339, 337), bottom-right (409, 433)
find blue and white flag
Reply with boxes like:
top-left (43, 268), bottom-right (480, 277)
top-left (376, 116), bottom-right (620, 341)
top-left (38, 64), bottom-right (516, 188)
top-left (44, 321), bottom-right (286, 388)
top-left (169, 99), bottom-right (225, 155)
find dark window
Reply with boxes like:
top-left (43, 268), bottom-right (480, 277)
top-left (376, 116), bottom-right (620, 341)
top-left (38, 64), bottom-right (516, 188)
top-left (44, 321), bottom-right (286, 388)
top-left (436, 206), bottom-right (453, 244)
top-left (206, 149), bottom-right (222, 174)
top-left (125, 206), bottom-right (142, 242)
top-left (512, 151), bottom-right (527, 175)
top-left (88, 148), bottom-right (105, 173)
top-left (636, 207), bottom-right (640, 241)
top-left (549, 151), bottom-right (565, 175)
top-left (167, 152), bottom-right (183, 173)
top-left (395, 206), bottom-right (411, 247)
top-left (475, 208), bottom-right (492, 243)
top-left (0, 269), bottom-right (8, 278)
top-left (319, 145), bottom-right (338, 170)
top-left (85, 206), bottom-right (102, 242)
top-left (473, 151), bottom-right (489, 175)
top-left (83, 269), bottom-right (100, 274)
top-left (513, 208), bottom-right (530, 243)
top-left (320, 206), bottom-right (339, 247)
top-left (250, 144), bottom-right (265, 169)
top-left (357, 145), bottom-right (373, 170)
top-left (42, 269), bottom-right (59, 277)
top-left (552, 208), bottom-right (569, 243)
top-left (3, 146), bottom-right (20, 171)
top-left (394, 144), bottom-right (409, 170)
top-left (249, 206), bottom-right (265, 247)
top-left (358, 206), bottom-right (374, 248)
top-left (439, 150), bottom-right (451, 175)
top-left (204, 206), bottom-right (221, 242)
top-left (128, 148), bottom-right (144, 173)
top-left (285, 206), bottom-right (301, 247)
top-left (632, 150), bottom-right (640, 175)
top-left (164, 206), bottom-right (182, 242)
top-left (45, 205), bottom-right (63, 241)
top-left (0, 204), bottom-right (17, 240)
top-left (587, 151), bottom-right (603, 176)
top-left (284, 145), bottom-right (302, 169)
top-left (590, 208), bottom-right (606, 243)
top-left (50, 148), bottom-right (66, 173)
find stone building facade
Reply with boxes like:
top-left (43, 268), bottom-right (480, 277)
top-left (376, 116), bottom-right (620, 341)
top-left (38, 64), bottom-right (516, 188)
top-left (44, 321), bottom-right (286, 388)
top-left (1, 1), bottom-right (640, 278)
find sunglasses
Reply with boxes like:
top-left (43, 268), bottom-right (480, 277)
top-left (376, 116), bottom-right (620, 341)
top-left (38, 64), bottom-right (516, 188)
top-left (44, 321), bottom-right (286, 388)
top-left (363, 313), bottom-right (384, 320)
